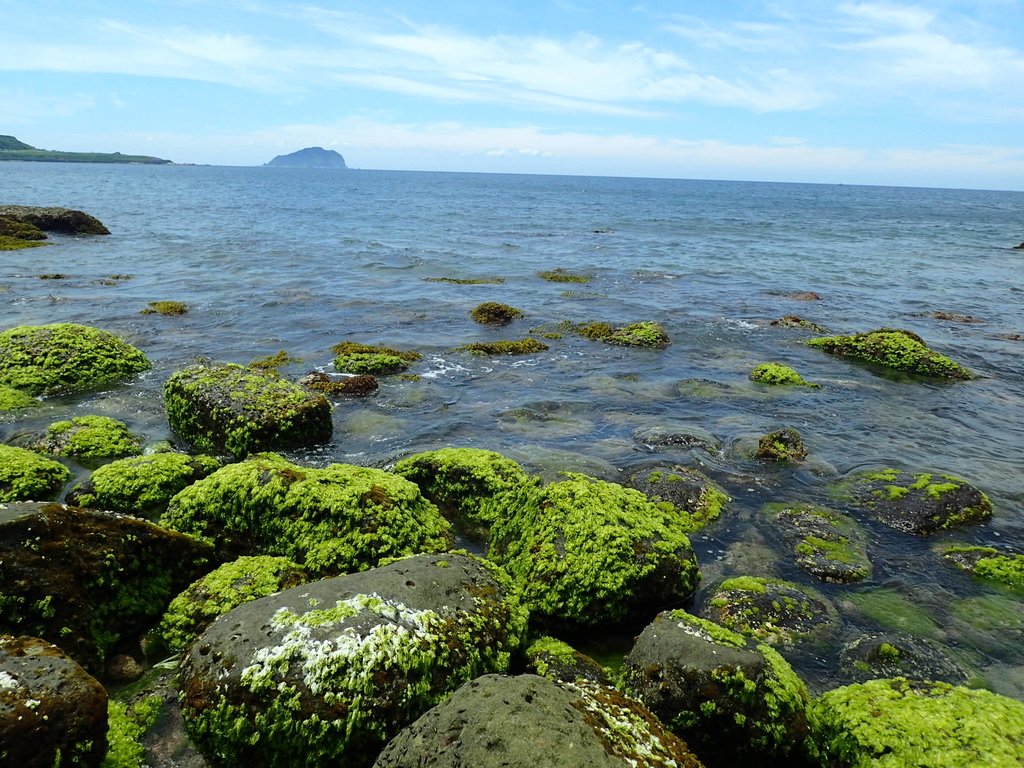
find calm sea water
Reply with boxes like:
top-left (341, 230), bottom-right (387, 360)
top-left (3, 162), bottom-right (1024, 695)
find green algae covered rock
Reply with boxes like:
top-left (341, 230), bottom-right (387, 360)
top-left (485, 473), bottom-right (700, 629)
top-left (607, 321), bottom-right (670, 348)
top-left (31, 415), bottom-right (143, 466)
top-left (523, 635), bottom-right (611, 686)
top-left (754, 427), bottom-right (808, 462)
top-left (838, 633), bottom-right (968, 686)
top-left (179, 553), bottom-right (529, 768)
top-left (807, 678), bottom-right (1024, 767)
top-left (0, 384), bottom-right (38, 411)
top-left (456, 338), bottom-right (548, 356)
top-left (702, 576), bottom-right (840, 647)
top-left (836, 468), bottom-right (992, 536)
top-left (393, 447), bottom-right (530, 541)
top-left (621, 610), bottom-right (808, 766)
top-left (939, 544), bottom-right (1024, 593)
top-left (65, 452), bottom-right (222, 519)
top-left (164, 363), bottom-right (332, 459)
top-left (331, 341), bottom-right (422, 375)
top-left (373, 674), bottom-right (704, 768)
top-left (765, 503), bottom-right (871, 584)
top-left (0, 323), bottom-right (150, 397)
top-left (627, 465), bottom-right (730, 533)
top-left (0, 634), bottom-right (108, 768)
top-left (470, 301), bottom-right (524, 325)
top-left (161, 453), bottom-right (453, 575)
top-left (750, 362), bottom-right (819, 387)
top-left (158, 555), bottom-right (309, 653)
top-left (807, 327), bottom-right (973, 380)
top-left (0, 444), bottom-right (70, 501)
top-left (0, 502), bottom-right (212, 673)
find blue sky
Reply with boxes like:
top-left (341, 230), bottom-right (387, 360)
top-left (2, 1), bottom-right (1023, 188)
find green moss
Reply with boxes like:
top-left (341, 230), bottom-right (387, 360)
top-left (485, 473), bottom-right (700, 628)
top-left (0, 323), bottom-right (150, 396)
top-left (456, 338), bottom-right (548, 356)
top-left (0, 383), bottom-right (38, 410)
top-left (670, 609), bottom-right (749, 649)
top-left (538, 268), bottom-right (592, 283)
top-left (0, 444), bottom-right (71, 501)
top-left (330, 341), bottom-right (422, 375)
top-left (140, 301), bottom-right (187, 316)
top-left (941, 545), bottom-right (1024, 593)
top-left (0, 214), bottom-right (47, 240)
top-left (66, 452), bottom-right (221, 517)
top-left (249, 350), bottom-right (303, 371)
top-left (606, 321), bottom-right (671, 348)
top-left (749, 362), bottom-right (819, 387)
top-left (160, 453), bottom-right (453, 575)
top-left (425, 276), bottom-right (506, 285)
top-left (0, 234), bottom-right (47, 250)
top-left (807, 678), bottom-right (1024, 767)
top-left (35, 415), bottom-right (143, 464)
top-left (707, 576), bottom-right (838, 646)
top-left (159, 555), bottom-right (309, 652)
top-left (807, 327), bottom-right (973, 380)
top-left (102, 697), bottom-right (162, 768)
top-left (393, 447), bottom-right (530, 541)
top-left (469, 302), bottom-right (524, 325)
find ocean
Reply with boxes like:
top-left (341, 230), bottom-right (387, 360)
top-left (2, 161), bottom-right (1024, 695)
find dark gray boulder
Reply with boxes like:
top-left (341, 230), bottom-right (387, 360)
top-left (178, 553), bottom-right (529, 768)
top-left (0, 634), bottom-right (108, 767)
top-left (373, 674), bottom-right (705, 768)
top-left (0, 204), bottom-right (110, 235)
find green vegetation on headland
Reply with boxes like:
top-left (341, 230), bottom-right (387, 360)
top-left (0, 135), bottom-right (172, 164)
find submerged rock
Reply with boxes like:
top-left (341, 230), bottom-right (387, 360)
top-left (838, 632), bottom-right (968, 685)
top-left (0, 323), bottom-right (150, 397)
top-left (160, 452), bottom-right (453, 575)
top-left (626, 465), bottom-right (730, 533)
top-left (621, 610), bottom-right (808, 767)
top-left (373, 674), bottom-right (703, 768)
top-left (764, 502), bottom-right (871, 583)
top-left (178, 553), bottom-right (528, 768)
top-left (807, 678), bottom-right (1024, 767)
top-left (456, 338), bottom-right (549, 355)
top-left (0, 634), bottom-right (108, 768)
top-left (298, 371), bottom-right (378, 397)
top-left (393, 446), bottom-right (530, 541)
top-left (164, 363), bottom-right (332, 459)
top-left (486, 473), bottom-right (700, 630)
top-left (770, 315), bottom-right (827, 333)
top-left (158, 555), bottom-right (310, 653)
top-left (29, 414), bottom-right (143, 467)
top-left (65, 452), bottom-right (222, 519)
top-left (632, 423), bottom-right (720, 454)
top-left (807, 327), bottom-right (973, 380)
top-left (0, 444), bottom-right (70, 502)
top-left (837, 468), bottom-right (992, 535)
top-left (754, 427), bottom-right (808, 462)
top-left (0, 502), bottom-right (212, 673)
top-left (701, 576), bottom-right (840, 647)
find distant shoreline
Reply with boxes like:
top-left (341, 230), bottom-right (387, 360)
top-left (0, 150), bottom-right (172, 165)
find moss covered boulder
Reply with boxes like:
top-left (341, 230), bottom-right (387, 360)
top-left (164, 363), bottom-right (332, 459)
top-left (30, 415), bottom-right (143, 467)
top-left (158, 555), bottom-right (309, 653)
top-left (836, 468), bottom-right (992, 535)
top-left (0, 444), bottom-right (70, 501)
top-left (523, 636), bottom-right (611, 685)
top-left (838, 633), bottom-right (967, 686)
top-left (807, 678), bottom-right (1024, 767)
top-left (701, 576), bottom-right (840, 647)
top-left (393, 447), bottom-right (530, 541)
top-left (179, 553), bottom-right (528, 768)
top-left (939, 544), bottom-right (1024, 593)
top-left (765, 503), bottom-right (871, 583)
top-left (754, 427), bottom-right (808, 462)
top-left (373, 673), bottom-right (703, 768)
top-left (0, 205), bottom-right (110, 235)
top-left (0, 323), bottom-right (150, 397)
top-left (485, 474), bottom-right (700, 630)
top-left (0, 502), bottom-right (213, 673)
top-left (807, 328), bottom-right (973, 380)
top-left (331, 341), bottom-right (421, 375)
top-left (627, 466), bottom-right (730, 533)
top-left (563, 320), bottom-right (670, 348)
top-left (456, 338), bottom-right (549, 356)
top-left (621, 610), bottom-right (808, 767)
top-left (65, 452), bottom-right (221, 519)
top-left (0, 634), bottom-right (108, 768)
top-left (160, 453), bottom-right (453, 575)
top-left (750, 362), bottom-right (819, 388)
top-left (470, 301), bottom-right (524, 325)
top-left (0, 384), bottom-right (38, 411)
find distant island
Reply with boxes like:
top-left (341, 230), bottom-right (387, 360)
top-left (265, 147), bottom-right (348, 169)
top-left (0, 135), bottom-right (172, 164)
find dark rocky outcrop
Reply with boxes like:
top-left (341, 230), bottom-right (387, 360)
top-left (179, 553), bottom-right (528, 768)
top-left (764, 502), bottom-right (871, 583)
top-left (0, 502), bottom-right (213, 673)
top-left (838, 632), bottom-right (968, 685)
top-left (0, 634), bottom-right (108, 768)
top-left (265, 146), bottom-right (348, 168)
top-left (374, 674), bottom-right (705, 768)
top-left (0, 204), bottom-right (110, 235)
